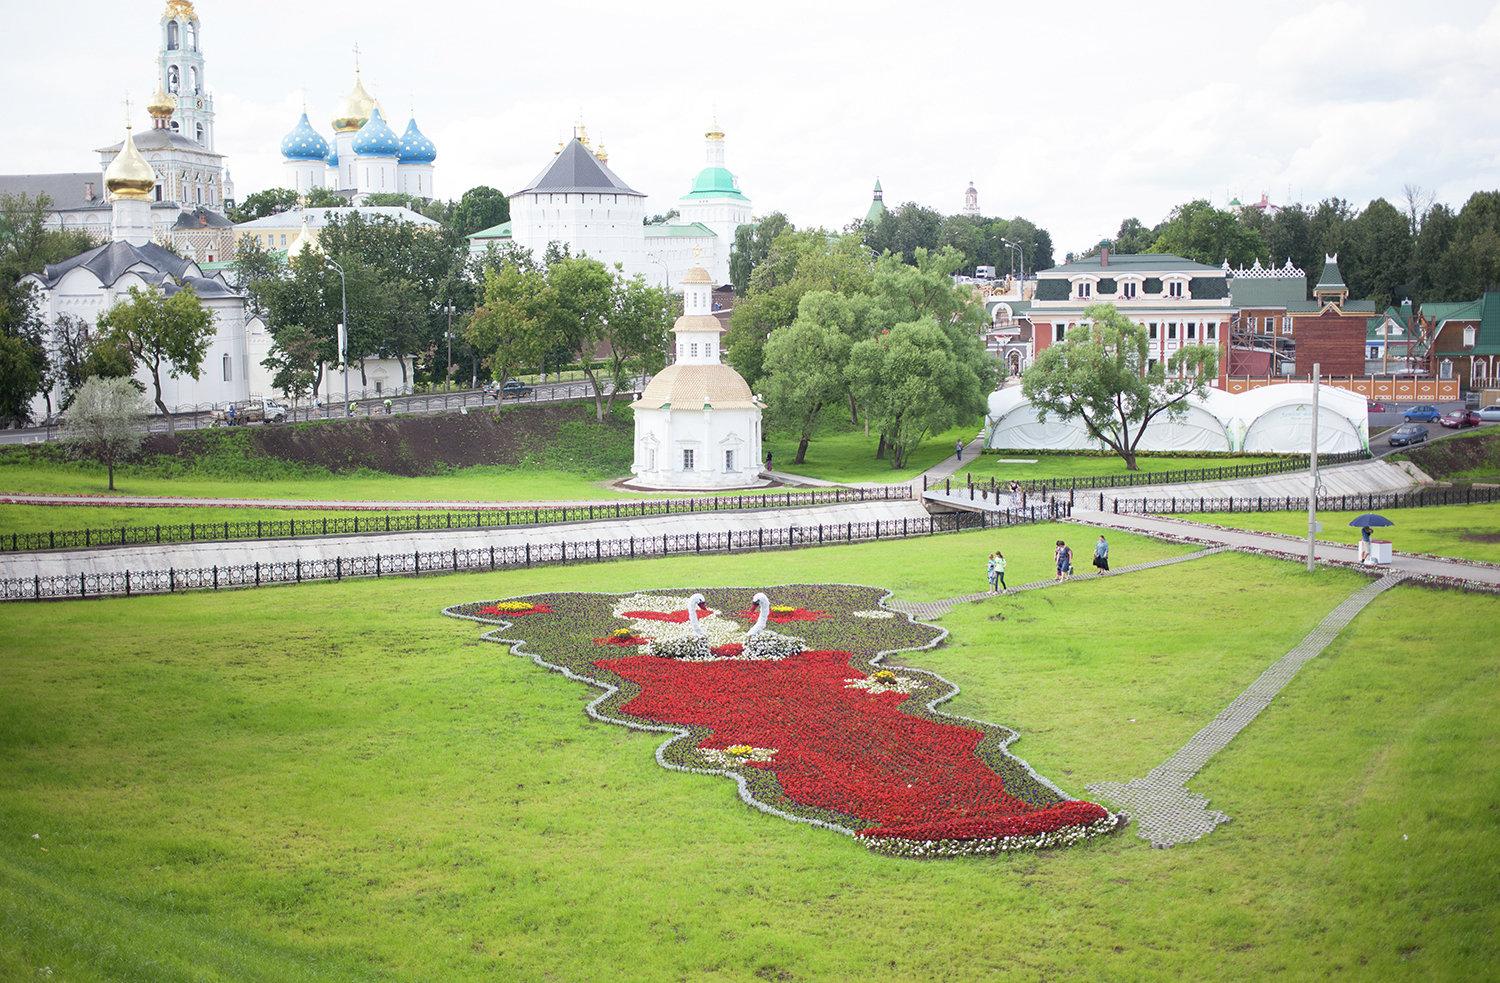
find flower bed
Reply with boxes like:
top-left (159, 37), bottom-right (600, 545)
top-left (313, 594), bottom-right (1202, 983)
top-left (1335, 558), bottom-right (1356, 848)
top-left (476, 601), bottom-right (552, 618)
top-left (446, 584), bottom-right (1124, 857)
top-left (736, 605), bottom-right (828, 623)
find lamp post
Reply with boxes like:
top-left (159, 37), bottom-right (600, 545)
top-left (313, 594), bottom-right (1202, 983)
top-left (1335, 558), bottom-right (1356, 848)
top-left (444, 303), bottom-right (455, 392)
top-left (1307, 362), bottom-right (1321, 572)
top-left (645, 252), bottom-right (670, 292)
top-left (325, 257), bottom-right (350, 417)
top-left (1000, 238), bottom-right (1025, 291)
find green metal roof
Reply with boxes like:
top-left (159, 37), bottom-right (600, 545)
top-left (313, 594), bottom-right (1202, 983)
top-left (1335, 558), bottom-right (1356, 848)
top-left (469, 220), bottom-right (512, 240)
top-left (1419, 298), bottom-right (1483, 324)
top-left (864, 198), bottom-right (887, 224)
top-left (681, 166), bottom-right (747, 201)
top-left (643, 221), bottom-right (716, 238)
top-left (1229, 274), bottom-right (1305, 309)
top-left (1314, 255), bottom-right (1346, 289)
top-left (1044, 253), bottom-right (1221, 274)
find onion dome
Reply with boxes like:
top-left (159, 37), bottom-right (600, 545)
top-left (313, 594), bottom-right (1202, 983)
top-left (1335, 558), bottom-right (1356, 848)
top-left (326, 143), bottom-right (339, 167)
top-left (164, 0), bottom-right (197, 21)
top-left (351, 107), bottom-right (400, 157)
top-left (104, 125), bottom-right (157, 200)
top-left (280, 112), bottom-right (330, 161)
top-left (595, 142), bottom-right (608, 164)
top-left (332, 74), bottom-right (379, 133)
top-left (396, 118), bottom-right (436, 164)
top-left (146, 83), bottom-right (177, 122)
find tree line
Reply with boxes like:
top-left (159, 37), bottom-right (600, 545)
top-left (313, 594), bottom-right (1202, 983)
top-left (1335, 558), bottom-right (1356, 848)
top-left (1088, 190), bottom-right (1500, 311)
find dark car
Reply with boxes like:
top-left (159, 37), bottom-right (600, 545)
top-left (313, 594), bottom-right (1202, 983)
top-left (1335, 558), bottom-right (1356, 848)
top-left (486, 379), bottom-right (532, 400)
top-left (1403, 404), bottom-right (1442, 422)
top-left (1387, 424), bottom-right (1429, 446)
top-left (1440, 409), bottom-right (1481, 429)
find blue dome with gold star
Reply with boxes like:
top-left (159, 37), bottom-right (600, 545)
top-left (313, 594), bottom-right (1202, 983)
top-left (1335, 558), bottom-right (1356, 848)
top-left (397, 118), bottom-right (437, 164)
top-left (280, 112), bottom-right (330, 161)
top-left (351, 108), bottom-right (400, 157)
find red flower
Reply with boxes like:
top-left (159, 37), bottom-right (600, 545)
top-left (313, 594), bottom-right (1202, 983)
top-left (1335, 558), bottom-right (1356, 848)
top-left (619, 607), bottom-right (712, 623)
top-left (710, 643), bottom-right (744, 656)
top-left (735, 607), bottom-right (829, 623)
top-left (595, 649), bottom-right (1111, 843)
top-left (594, 634), bottom-right (649, 647)
top-left (477, 602), bottom-right (553, 618)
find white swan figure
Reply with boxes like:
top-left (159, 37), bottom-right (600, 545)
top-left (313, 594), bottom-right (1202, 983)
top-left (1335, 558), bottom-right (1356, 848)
top-left (643, 591), bottom-right (804, 660)
top-left (744, 592), bottom-right (803, 660)
top-left (747, 593), bottom-right (771, 639)
top-left (686, 592), bottom-right (709, 639)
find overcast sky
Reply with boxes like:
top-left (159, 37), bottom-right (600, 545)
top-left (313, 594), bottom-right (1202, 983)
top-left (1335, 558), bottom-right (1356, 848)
top-left (4, 0), bottom-right (1499, 254)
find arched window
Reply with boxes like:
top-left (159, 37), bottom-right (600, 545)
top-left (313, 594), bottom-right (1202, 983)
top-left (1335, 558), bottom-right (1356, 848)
top-left (186, 23), bottom-right (197, 50)
top-left (1475, 361), bottom-right (1489, 382)
top-left (195, 123), bottom-right (204, 143)
top-left (170, 120), bottom-right (180, 132)
top-left (167, 65), bottom-right (180, 93)
top-left (189, 66), bottom-right (199, 94)
top-left (167, 20), bottom-right (179, 49)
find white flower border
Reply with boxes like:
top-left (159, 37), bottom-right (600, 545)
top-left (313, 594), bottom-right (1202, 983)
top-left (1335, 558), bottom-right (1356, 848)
top-left (442, 584), bottom-right (1128, 858)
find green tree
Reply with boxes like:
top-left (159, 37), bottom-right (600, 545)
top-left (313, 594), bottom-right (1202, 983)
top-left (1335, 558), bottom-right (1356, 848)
top-left (1345, 198), bottom-right (1413, 308)
top-left (0, 329), bottom-right (44, 426)
top-left (466, 255), bottom-right (549, 390)
top-left (62, 376), bottom-right (146, 490)
top-left (845, 318), bottom-right (988, 469)
top-left (228, 188), bottom-right (299, 223)
top-left (761, 293), bottom-right (854, 464)
top-left (602, 274), bottom-right (672, 413)
top-left (1150, 200), bottom-right (1266, 266)
top-left (546, 257), bottom-right (620, 421)
top-left (1411, 202), bottom-right (1456, 303)
top-left (446, 186), bottom-right (511, 238)
top-left (728, 211), bottom-right (792, 294)
top-left (96, 285), bottom-right (215, 414)
top-left (1021, 303), bottom-right (1218, 470)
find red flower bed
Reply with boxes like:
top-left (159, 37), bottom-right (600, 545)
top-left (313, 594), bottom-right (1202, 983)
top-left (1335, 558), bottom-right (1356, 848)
top-left (734, 607), bottom-right (828, 623)
top-left (598, 649), bottom-right (1107, 843)
top-left (619, 607), bottom-right (711, 623)
top-left (710, 643), bottom-right (744, 657)
top-left (594, 634), bottom-right (649, 647)
top-left (476, 602), bottom-right (553, 618)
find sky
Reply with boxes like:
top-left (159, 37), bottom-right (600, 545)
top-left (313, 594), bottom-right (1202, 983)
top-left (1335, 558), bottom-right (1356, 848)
top-left (3, 0), bottom-right (1499, 255)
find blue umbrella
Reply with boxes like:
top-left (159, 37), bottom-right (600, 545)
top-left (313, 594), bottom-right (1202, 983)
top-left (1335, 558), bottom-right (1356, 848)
top-left (1348, 513), bottom-right (1394, 528)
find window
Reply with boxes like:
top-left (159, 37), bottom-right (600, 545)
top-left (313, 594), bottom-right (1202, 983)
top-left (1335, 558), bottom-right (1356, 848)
top-left (690, 342), bottom-right (699, 357)
top-left (1282, 316), bottom-right (1292, 334)
top-left (1148, 322), bottom-right (1158, 340)
top-left (1122, 281), bottom-right (1137, 299)
top-left (189, 66), bottom-right (199, 94)
top-left (168, 65), bottom-right (180, 92)
top-left (676, 343), bottom-right (683, 357)
top-left (375, 380), bottom-right (383, 395)
top-left (1206, 322), bottom-right (1217, 340)
top-left (167, 21), bottom-right (179, 49)
top-left (221, 354), bottom-right (231, 381)
top-left (1167, 323), bottom-right (1177, 340)
top-left (1368, 346), bottom-right (1381, 360)
top-left (186, 23), bottom-right (196, 50)
top-left (682, 448), bottom-right (695, 471)
top-left (724, 449), bottom-right (735, 472)
top-left (1440, 359), bottom-right (1453, 380)
top-left (1186, 322), bottom-right (1197, 340)
top-left (1248, 316), bottom-right (1258, 330)
top-left (1475, 361), bottom-right (1488, 382)
top-left (1464, 326), bottom-right (1477, 347)
top-left (1076, 281), bottom-right (1092, 299)
top-left (1167, 280), bottom-right (1184, 298)
top-left (1052, 323), bottom-right (1065, 343)
top-left (195, 123), bottom-right (204, 143)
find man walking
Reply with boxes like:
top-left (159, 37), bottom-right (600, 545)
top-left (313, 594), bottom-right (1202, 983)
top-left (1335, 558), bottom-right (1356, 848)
top-left (1093, 534), bottom-right (1110, 574)
top-left (955, 438), bottom-right (965, 461)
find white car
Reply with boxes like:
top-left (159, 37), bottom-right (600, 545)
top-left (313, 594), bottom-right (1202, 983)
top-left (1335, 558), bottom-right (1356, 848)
top-left (1477, 405), bottom-right (1500, 422)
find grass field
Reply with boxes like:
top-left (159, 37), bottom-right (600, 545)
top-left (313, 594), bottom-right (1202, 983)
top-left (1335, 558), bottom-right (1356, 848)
top-left (958, 452), bottom-right (1288, 484)
top-left (1180, 502), bottom-right (1500, 564)
top-left (2, 528), bottom-right (1495, 979)
top-left (764, 412), bottom-right (979, 483)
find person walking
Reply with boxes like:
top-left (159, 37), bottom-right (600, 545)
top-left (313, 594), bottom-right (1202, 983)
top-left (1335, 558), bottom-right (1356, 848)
top-left (986, 552), bottom-right (1000, 593)
top-left (383, 397), bottom-right (393, 415)
top-left (1359, 524), bottom-right (1373, 564)
top-left (993, 551), bottom-right (1007, 591)
top-left (1092, 534), bottom-right (1110, 574)
top-left (764, 450), bottom-right (774, 474)
top-left (1055, 540), bottom-right (1073, 581)
top-left (955, 438), bottom-right (965, 461)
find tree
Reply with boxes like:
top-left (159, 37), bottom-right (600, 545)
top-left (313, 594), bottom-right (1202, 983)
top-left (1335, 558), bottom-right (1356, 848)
top-left (260, 322), bottom-right (321, 409)
top-left (446, 186), bottom-right (510, 238)
top-left (1150, 200), bottom-right (1266, 266)
top-left (601, 274), bottom-right (672, 415)
top-left (1022, 303), bottom-right (1218, 470)
top-left (846, 318), bottom-right (988, 469)
top-left (728, 211), bottom-right (792, 294)
top-left (0, 330), bottom-right (44, 426)
top-left (466, 255), bottom-right (549, 390)
top-left (96, 286), bottom-right (215, 413)
top-left (228, 187), bottom-right (299, 223)
top-left (63, 376), bottom-right (145, 490)
top-left (761, 293), bottom-right (854, 463)
top-left (545, 257), bottom-right (619, 421)
top-left (1344, 198), bottom-right (1413, 308)
top-left (645, 209), bottom-right (680, 225)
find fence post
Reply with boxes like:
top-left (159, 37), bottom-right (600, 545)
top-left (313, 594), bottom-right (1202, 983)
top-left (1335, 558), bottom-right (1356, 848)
top-left (377, 555), bottom-right (382, 576)
top-left (213, 565), bottom-right (219, 590)
top-left (125, 570), bottom-right (131, 597)
top-left (255, 562), bottom-right (260, 586)
top-left (414, 552), bottom-right (419, 574)
top-left (167, 569), bottom-right (173, 593)
top-left (630, 536), bottom-right (635, 558)
top-left (525, 543), bottom-right (531, 567)
top-left (336, 557), bottom-right (342, 581)
top-left (696, 532), bottom-right (701, 553)
top-left (296, 559), bottom-right (301, 583)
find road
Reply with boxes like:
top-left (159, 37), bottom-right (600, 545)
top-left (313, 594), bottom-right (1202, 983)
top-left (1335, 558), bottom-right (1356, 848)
top-left (0, 377), bottom-right (643, 445)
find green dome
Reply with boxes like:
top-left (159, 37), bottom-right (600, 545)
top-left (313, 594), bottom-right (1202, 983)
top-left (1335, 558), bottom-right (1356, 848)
top-left (682, 165), bottom-right (747, 201)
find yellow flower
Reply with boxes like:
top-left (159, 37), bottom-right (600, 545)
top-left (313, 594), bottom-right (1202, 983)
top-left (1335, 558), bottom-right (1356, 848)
top-left (770, 605), bottom-right (796, 613)
top-left (610, 628), bottom-right (634, 639)
top-left (872, 670), bottom-right (898, 683)
top-left (726, 745), bottom-right (755, 757)
top-left (492, 601), bottom-right (535, 612)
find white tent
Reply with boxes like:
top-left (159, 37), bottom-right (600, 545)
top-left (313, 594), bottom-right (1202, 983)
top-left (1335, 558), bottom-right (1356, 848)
top-left (985, 383), bottom-right (1368, 455)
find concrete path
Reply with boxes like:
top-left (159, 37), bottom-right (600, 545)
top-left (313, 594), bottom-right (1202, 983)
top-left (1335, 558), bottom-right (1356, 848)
top-left (1088, 571), bottom-right (1409, 847)
top-left (0, 499), bottom-right (933, 580)
top-left (1067, 509), bottom-right (1500, 589)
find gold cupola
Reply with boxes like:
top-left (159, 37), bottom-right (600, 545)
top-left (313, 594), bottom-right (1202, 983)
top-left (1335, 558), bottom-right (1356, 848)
top-left (595, 142), bottom-right (608, 164)
top-left (573, 119), bottom-right (592, 150)
top-left (705, 115), bottom-right (725, 141)
top-left (164, 0), bottom-right (197, 21)
top-left (104, 125), bottom-right (157, 201)
top-left (332, 73), bottom-right (379, 133)
top-left (146, 83), bottom-right (177, 127)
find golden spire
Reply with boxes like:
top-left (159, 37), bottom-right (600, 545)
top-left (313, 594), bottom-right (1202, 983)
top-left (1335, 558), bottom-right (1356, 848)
top-left (146, 81), bottom-right (177, 122)
top-left (332, 44), bottom-right (378, 132)
top-left (573, 118), bottom-right (591, 149)
top-left (105, 122), bottom-right (157, 201)
top-left (164, 0), bottom-right (197, 21)
top-left (595, 142), bottom-right (608, 164)
top-left (706, 110), bottom-right (724, 141)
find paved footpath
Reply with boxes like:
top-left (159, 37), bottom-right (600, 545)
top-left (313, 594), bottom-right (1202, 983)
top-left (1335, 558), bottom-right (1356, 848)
top-left (1067, 509), bottom-right (1500, 589)
top-left (1089, 571), bottom-right (1409, 847)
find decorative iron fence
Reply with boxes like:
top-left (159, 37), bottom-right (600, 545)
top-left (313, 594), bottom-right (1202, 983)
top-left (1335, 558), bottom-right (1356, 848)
top-left (929, 449), bottom-right (1371, 497)
top-left (0, 485), bottom-right (914, 554)
top-left (1104, 484), bottom-right (1500, 515)
top-left (0, 501), bottom-right (1069, 601)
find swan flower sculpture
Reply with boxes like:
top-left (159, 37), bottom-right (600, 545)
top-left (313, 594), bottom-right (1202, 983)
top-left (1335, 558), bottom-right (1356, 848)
top-left (638, 592), bottom-right (806, 660)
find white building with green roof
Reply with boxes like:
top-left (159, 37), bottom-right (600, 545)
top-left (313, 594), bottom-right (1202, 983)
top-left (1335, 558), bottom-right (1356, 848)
top-left (674, 122), bottom-right (752, 285)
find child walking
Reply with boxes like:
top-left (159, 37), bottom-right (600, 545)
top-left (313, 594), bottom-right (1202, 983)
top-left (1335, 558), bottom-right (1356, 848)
top-left (993, 551), bottom-right (1007, 591)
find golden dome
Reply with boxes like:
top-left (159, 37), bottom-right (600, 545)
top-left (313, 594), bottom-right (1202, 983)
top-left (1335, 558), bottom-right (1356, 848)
top-left (681, 266), bottom-right (713, 285)
top-left (104, 126), bottom-right (157, 201)
top-left (164, 0), bottom-right (197, 21)
top-left (705, 116), bottom-right (724, 141)
top-left (332, 74), bottom-right (379, 133)
top-left (595, 142), bottom-right (608, 164)
top-left (573, 121), bottom-right (592, 149)
top-left (146, 83), bottom-right (177, 120)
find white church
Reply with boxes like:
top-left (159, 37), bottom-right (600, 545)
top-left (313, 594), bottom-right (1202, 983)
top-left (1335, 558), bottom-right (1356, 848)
top-left (629, 267), bottom-right (765, 489)
top-left (469, 122), bottom-right (753, 287)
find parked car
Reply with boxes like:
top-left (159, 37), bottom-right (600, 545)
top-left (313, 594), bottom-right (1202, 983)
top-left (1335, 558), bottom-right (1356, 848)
top-left (1387, 424), bottom-right (1429, 446)
top-left (1366, 401), bottom-right (1387, 413)
top-left (209, 399), bottom-right (288, 426)
top-left (1477, 405), bottom-right (1500, 422)
top-left (1402, 404), bottom-right (1442, 422)
top-left (1440, 409), bottom-right (1481, 429)
top-left (485, 379), bottom-right (532, 400)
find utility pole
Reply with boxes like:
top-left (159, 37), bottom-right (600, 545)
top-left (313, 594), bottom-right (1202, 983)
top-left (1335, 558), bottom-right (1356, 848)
top-left (445, 303), bottom-right (455, 392)
top-left (1307, 362), bottom-right (1320, 572)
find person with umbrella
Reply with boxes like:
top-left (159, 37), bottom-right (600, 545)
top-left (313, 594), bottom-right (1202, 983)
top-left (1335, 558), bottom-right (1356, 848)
top-left (1350, 513), bottom-right (1394, 564)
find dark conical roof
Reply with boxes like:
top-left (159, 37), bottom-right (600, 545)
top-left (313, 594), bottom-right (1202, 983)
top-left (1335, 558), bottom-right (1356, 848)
top-left (517, 138), bottom-right (641, 196)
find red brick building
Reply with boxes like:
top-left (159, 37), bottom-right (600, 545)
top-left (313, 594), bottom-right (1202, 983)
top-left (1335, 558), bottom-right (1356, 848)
top-left (1294, 306), bottom-right (1369, 377)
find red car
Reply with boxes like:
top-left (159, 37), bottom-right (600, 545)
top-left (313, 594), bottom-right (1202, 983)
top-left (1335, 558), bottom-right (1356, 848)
top-left (1440, 409), bottom-right (1481, 429)
top-left (1367, 401), bottom-right (1387, 413)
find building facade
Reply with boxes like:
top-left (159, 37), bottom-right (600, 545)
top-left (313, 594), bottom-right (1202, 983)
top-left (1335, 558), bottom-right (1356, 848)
top-left (1420, 292), bottom-right (1500, 390)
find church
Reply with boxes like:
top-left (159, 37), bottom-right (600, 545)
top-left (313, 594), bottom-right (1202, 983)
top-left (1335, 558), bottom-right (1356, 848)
top-left (278, 57), bottom-right (439, 202)
top-left (0, 0), bottom-right (235, 264)
top-left (468, 121), bottom-right (753, 288)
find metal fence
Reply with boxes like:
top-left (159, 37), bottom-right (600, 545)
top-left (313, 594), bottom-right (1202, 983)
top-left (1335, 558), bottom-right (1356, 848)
top-left (933, 449), bottom-right (1371, 496)
top-left (1104, 484), bottom-right (1500, 515)
top-left (1, 485), bottom-right (914, 554)
top-left (0, 500), bottom-right (1070, 601)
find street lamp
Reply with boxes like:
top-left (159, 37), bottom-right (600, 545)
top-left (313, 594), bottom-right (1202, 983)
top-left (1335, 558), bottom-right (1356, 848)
top-left (444, 303), bottom-right (456, 392)
top-left (325, 257), bottom-right (350, 417)
top-left (1000, 238), bottom-right (1025, 291)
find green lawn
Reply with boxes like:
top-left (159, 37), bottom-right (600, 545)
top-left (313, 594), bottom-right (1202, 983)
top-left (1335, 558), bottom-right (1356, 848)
top-left (765, 415), bottom-right (980, 484)
top-left (958, 452), bottom-right (1289, 485)
top-left (1180, 503), bottom-right (1500, 564)
top-left (2, 530), bottom-right (1495, 979)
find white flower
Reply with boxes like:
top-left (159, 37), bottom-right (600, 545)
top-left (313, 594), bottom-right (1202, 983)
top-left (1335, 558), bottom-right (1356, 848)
top-left (852, 610), bottom-right (895, 619)
top-left (845, 672), bottom-right (926, 695)
top-left (700, 746), bottom-right (777, 767)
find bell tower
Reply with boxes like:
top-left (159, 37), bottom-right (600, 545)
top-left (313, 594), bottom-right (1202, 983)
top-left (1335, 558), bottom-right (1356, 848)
top-left (159, 0), bottom-right (215, 150)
